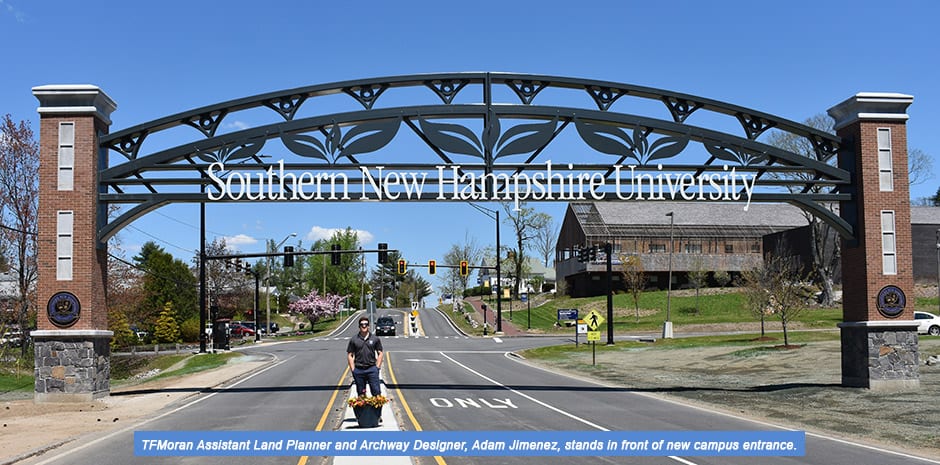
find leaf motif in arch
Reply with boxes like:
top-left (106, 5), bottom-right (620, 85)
top-left (494, 118), bottom-right (558, 159)
top-left (574, 119), bottom-right (635, 158)
top-left (703, 142), bottom-right (766, 166)
top-left (223, 140), bottom-right (264, 163)
top-left (418, 118), bottom-right (483, 158)
top-left (645, 134), bottom-right (689, 162)
top-left (632, 126), bottom-right (650, 159)
top-left (338, 118), bottom-right (402, 159)
top-left (281, 133), bottom-right (328, 161)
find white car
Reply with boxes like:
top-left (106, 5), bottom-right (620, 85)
top-left (914, 311), bottom-right (940, 336)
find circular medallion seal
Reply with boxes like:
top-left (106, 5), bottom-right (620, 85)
top-left (47, 291), bottom-right (81, 328)
top-left (876, 285), bottom-right (906, 318)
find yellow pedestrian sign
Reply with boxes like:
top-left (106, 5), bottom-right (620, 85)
top-left (585, 310), bottom-right (605, 331)
top-left (586, 331), bottom-right (601, 341)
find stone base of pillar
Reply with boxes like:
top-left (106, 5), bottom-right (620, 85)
top-left (839, 321), bottom-right (920, 391)
top-left (32, 330), bottom-right (113, 403)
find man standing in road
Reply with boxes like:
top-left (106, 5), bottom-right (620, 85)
top-left (347, 316), bottom-right (384, 397)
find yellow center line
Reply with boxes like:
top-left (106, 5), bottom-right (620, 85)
top-left (387, 353), bottom-right (447, 465)
top-left (297, 365), bottom-right (350, 465)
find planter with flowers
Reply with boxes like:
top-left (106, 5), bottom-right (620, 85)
top-left (347, 395), bottom-right (390, 428)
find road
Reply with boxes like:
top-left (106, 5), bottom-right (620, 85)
top-left (22, 308), bottom-right (938, 465)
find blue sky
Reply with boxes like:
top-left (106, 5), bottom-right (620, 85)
top-left (3, 1), bottom-right (940, 300)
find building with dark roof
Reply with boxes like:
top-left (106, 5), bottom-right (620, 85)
top-left (555, 202), bottom-right (808, 296)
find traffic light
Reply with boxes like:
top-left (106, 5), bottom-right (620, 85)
top-left (397, 259), bottom-right (407, 275)
top-left (284, 246), bottom-right (294, 267)
top-left (428, 260), bottom-right (436, 275)
top-left (459, 260), bottom-right (469, 276)
top-left (244, 262), bottom-right (252, 275)
top-left (577, 247), bottom-right (585, 263)
top-left (590, 245), bottom-right (598, 261)
top-left (331, 244), bottom-right (341, 266)
top-left (378, 243), bottom-right (388, 264)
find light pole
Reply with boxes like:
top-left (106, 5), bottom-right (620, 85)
top-left (266, 232), bottom-right (297, 339)
top-left (664, 212), bottom-right (675, 339)
top-left (468, 203), bottom-right (502, 333)
top-left (936, 229), bottom-right (939, 314)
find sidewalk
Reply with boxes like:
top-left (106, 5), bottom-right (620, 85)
top-left (463, 296), bottom-right (526, 336)
top-left (334, 381), bottom-right (411, 465)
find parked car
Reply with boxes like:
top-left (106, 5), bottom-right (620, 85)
top-left (230, 323), bottom-right (256, 338)
top-left (259, 322), bottom-right (279, 334)
top-left (375, 316), bottom-right (396, 336)
top-left (914, 311), bottom-right (940, 336)
top-left (0, 330), bottom-right (24, 348)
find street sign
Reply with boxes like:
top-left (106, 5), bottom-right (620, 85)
top-left (585, 310), bottom-right (605, 331)
top-left (557, 309), bottom-right (578, 321)
top-left (411, 302), bottom-right (419, 310)
top-left (586, 331), bottom-right (601, 341)
top-left (577, 323), bottom-right (587, 334)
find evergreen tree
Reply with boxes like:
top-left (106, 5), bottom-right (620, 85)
top-left (134, 242), bottom-right (197, 328)
top-left (153, 302), bottom-right (181, 343)
top-left (108, 305), bottom-right (137, 349)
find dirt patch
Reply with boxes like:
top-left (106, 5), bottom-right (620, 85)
top-left (525, 337), bottom-right (940, 459)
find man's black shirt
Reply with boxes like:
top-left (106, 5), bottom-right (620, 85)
top-left (347, 332), bottom-right (383, 369)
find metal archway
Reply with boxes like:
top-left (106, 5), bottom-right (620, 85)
top-left (98, 72), bottom-right (849, 241)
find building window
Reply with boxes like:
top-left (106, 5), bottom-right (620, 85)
top-left (750, 242), bottom-right (760, 253)
top-left (57, 211), bottom-right (74, 280)
top-left (881, 210), bottom-right (896, 275)
top-left (724, 244), bottom-right (734, 253)
top-left (58, 122), bottom-right (75, 191)
top-left (685, 243), bottom-right (702, 254)
top-left (649, 244), bottom-right (666, 253)
top-left (877, 128), bottom-right (893, 192)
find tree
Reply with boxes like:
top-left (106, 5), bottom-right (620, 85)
top-left (0, 115), bottom-right (39, 358)
top-left (288, 289), bottom-right (346, 329)
top-left (713, 270), bottom-right (731, 289)
top-left (442, 233), bottom-right (482, 299)
top-left (302, 228), bottom-right (365, 307)
top-left (908, 148), bottom-right (933, 187)
top-left (687, 258), bottom-right (709, 315)
top-left (741, 245), bottom-right (808, 346)
top-left (766, 115), bottom-right (839, 306)
top-left (108, 305), bottom-right (137, 349)
top-left (369, 250), bottom-right (404, 307)
top-left (198, 238), bottom-right (252, 316)
top-left (533, 217), bottom-right (559, 267)
top-left (501, 202), bottom-right (549, 299)
top-left (153, 302), bottom-right (181, 343)
top-left (133, 242), bottom-right (198, 329)
top-left (619, 253), bottom-right (646, 323)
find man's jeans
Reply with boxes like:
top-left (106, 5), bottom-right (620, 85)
top-left (352, 365), bottom-right (381, 397)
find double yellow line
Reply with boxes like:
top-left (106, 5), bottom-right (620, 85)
top-left (298, 353), bottom-right (446, 465)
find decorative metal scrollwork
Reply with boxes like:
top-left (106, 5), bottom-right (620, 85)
top-left (703, 141), bottom-right (767, 166)
top-left (735, 112), bottom-right (777, 140)
top-left (264, 94), bottom-right (307, 121)
top-left (808, 133), bottom-right (840, 162)
top-left (574, 120), bottom-right (689, 165)
top-left (586, 86), bottom-right (626, 111)
top-left (418, 117), bottom-right (559, 160)
top-left (108, 131), bottom-right (148, 160)
top-left (506, 80), bottom-right (547, 105)
top-left (343, 84), bottom-right (388, 110)
top-left (183, 110), bottom-right (228, 138)
top-left (425, 79), bottom-right (469, 104)
top-left (662, 96), bottom-right (703, 123)
top-left (280, 118), bottom-right (401, 164)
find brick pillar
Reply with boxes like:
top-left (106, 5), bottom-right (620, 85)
top-left (828, 93), bottom-right (919, 391)
top-left (31, 85), bottom-right (116, 402)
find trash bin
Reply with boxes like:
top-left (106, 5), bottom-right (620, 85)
top-left (213, 318), bottom-right (231, 350)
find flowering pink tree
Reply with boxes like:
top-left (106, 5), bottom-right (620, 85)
top-left (288, 290), bottom-right (346, 327)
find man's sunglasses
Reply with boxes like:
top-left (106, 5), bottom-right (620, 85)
top-left (359, 322), bottom-right (369, 327)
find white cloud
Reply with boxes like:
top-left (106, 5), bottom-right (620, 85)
top-left (306, 226), bottom-right (374, 245)
top-left (225, 234), bottom-right (258, 249)
top-left (224, 120), bottom-right (251, 131)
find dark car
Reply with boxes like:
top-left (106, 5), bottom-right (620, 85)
top-left (260, 322), bottom-right (279, 334)
top-left (375, 316), bottom-right (396, 336)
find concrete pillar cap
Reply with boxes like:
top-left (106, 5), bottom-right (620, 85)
top-left (827, 92), bottom-right (913, 131)
top-left (32, 84), bottom-right (117, 126)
